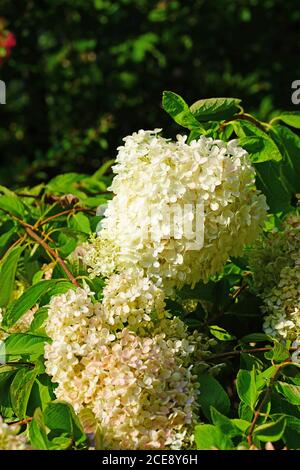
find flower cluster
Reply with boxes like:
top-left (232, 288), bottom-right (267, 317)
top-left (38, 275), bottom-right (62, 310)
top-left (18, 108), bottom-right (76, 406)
top-left (44, 286), bottom-right (210, 449)
top-left (0, 417), bottom-right (30, 450)
top-left (45, 130), bottom-right (266, 449)
top-left (250, 214), bottom-right (300, 340)
top-left (83, 130), bottom-right (267, 293)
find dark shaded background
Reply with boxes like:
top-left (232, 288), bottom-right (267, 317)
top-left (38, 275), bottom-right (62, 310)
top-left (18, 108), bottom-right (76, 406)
top-left (0, 0), bottom-right (299, 186)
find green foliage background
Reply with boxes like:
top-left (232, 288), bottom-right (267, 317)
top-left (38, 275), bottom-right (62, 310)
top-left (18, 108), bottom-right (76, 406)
top-left (0, 0), bottom-right (299, 186)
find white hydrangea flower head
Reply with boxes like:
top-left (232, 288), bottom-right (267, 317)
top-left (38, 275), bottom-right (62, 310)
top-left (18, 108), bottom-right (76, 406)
top-left (250, 213), bottom-right (300, 341)
top-left (0, 417), bottom-right (30, 450)
top-left (44, 287), bottom-right (210, 449)
top-left (85, 130), bottom-right (267, 293)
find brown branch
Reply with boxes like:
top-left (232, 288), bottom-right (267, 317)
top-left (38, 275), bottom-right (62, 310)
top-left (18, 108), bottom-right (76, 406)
top-left (247, 362), bottom-right (289, 446)
top-left (4, 209), bottom-right (80, 286)
top-left (15, 193), bottom-right (40, 199)
top-left (7, 417), bottom-right (33, 426)
top-left (25, 226), bottom-right (79, 287)
top-left (36, 206), bottom-right (95, 228)
top-left (209, 347), bottom-right (297, 361)
top-left (220, 113), bottom-right (268, 132)
top-left (4, 362), bottom-right (35, 367)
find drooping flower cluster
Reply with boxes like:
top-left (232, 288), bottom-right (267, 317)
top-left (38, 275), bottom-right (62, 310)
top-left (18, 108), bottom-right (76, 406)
top-left (249, 214), bottom-right (300, 340)
top-left (83, 130), bottom-right (267, 293)
top-left (0, 417), bottom-right (30, 450)
top-left (44, 286), bottom-right (212, 449)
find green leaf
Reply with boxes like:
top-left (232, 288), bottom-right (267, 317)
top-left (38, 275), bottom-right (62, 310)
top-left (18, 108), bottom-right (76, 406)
top-left (10, 365), bottom-right (40, 418)
top-left (237, 120), bottom-right (282, 162)
top-left (162, 91), bottom-right (203, 130)
top-left (0, 246), bottom-right (24, 307)
top-left (236, 368), bottom-right (258, 409)
top-left (240, 353), bottom-right (264, 372)
top-left (57, 231), bottom-right (78, 257)
top-left (254, 416), bottom-right (286, 442)
top-left (0, 186), bottom-right (25, 217)
top-left (29, 408), bottom-right (73, 450)
top-left (254, 160), bottom-right (291, 213)
top-left (238, 402), bottom-right (253, 422)
top-left (30, 307), bottom-right (49, 333)
top-left (241, 333), bottom-right (270, 343)
top-left (93, 159), bottom-right (114, 178)
top-left (231, 419), bottom-right (251, 433)
top-left (44, 401), bottom-right (86, 446)
top-left (2, 280), bottom-right (68, 328)
top-left (0, 227), bottom-right (16, 255)
top-left (46, 173), bottom-right (86, 197)
top-left (271, 124), bottom-right (300, 194)
top-left (239, 135), bottom-right (281, 163)
top-left (28, 375), bottom-right (55, 413)
top-left (40, 281), bottom-right (75, 306)
top-left (209, 325), bottom-right (236, 341)
top-left (264, 341), bottom-right (289, 362)
top-left (0, 364), bottom-right (19, 385)
top-left (275, 382), bottom-right (300, 406)
top-left (256, 366), bottom-right (277, 390)
top-left (48, 435), bottom-right (73, 450)
top-left (272, 112), bottom-right (300, 129)
top-left (194, 424), bottom-right (232, 450)
top-left (68, 212), bottom-right (91, 234)
top-left (278, 414), bottom-right (300, 449)
top-left (210, 407), bottom-right (246, 437)
top-left (5, 333), bottom-right (48, 357)
top-left (190, 97), bottom-right (241, 121)
top-left (198, 374), bottom-right (230, 420)
top-left (28, 408), bottom-right (49, 450)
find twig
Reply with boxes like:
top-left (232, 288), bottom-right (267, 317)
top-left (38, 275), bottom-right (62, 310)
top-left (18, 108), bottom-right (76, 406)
top-left (25, 227), bottom-right (79, 287)
top-left (247, 362), bottom-right (291, 446)
top-left (7, 417), bottom-right (33, 426)
top-left (220, 113), bottom-right (268, 132)
top-left (3, 210), bottom-right (79, 286)
top-left (4, 361), bottom-right (35, 367)
top-left (0, 235), bottom-right (26, 263)
top-left (209, 347), bottom-right (297, 361)
top-left (15, 193), bottom-right (40, 199)
top-left (36, 206), bottom-right (95, 228)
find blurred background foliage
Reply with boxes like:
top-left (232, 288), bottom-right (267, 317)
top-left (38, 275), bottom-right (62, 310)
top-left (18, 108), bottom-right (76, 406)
top-left (0, 0), bottom-right (299, 186)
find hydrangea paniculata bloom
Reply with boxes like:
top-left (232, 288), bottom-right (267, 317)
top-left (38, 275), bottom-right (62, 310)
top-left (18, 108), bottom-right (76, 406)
top-left (44, 287), bottom-right (211, 449)
top-left (84, 130), bottom-right (267, 293)
top-left (250, 214), bottom-right (300, 340)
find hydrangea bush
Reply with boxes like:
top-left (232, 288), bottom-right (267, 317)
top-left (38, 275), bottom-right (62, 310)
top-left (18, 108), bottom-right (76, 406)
top-left (0, 92), bottom-right (299, 450)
